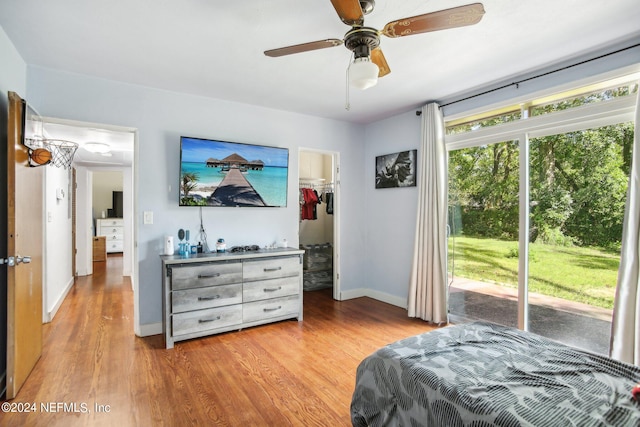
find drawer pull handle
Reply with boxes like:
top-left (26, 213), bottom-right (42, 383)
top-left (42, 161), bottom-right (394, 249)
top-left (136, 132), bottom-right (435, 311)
top-left (263, 286), bottom-right (282, 292)
top-left (263, 306), bottom-right (282, 312)
top-left (198, 295), bottom-right (220, 301)
top-left (198, 316), bottom-right (221, 323)
top-left (198, 273), bottom-right (221, 279)
top-left (263, 267), bottom-right (282, 272)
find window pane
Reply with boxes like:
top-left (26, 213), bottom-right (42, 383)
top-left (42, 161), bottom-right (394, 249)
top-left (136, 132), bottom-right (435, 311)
top-left (446, 111), bottom-right (521, 135)
top-left (530, 83), bottom-right (638, 116)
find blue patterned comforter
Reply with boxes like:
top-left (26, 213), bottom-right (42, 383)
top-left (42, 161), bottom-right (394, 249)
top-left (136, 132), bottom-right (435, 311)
top-left (351, 322), bottom-right (640, 426)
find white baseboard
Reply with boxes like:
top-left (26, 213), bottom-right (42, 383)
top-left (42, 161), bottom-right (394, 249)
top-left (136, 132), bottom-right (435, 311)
top-left (137, 322), bottom-right (163, 337)
top-left (339, 288), bottom-right (407, 310)
top-left (46, 277), bottom-right (75, 323)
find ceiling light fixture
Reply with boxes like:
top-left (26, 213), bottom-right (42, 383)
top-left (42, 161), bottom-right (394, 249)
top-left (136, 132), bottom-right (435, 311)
top-left (349, 56), bottom-right (379, 90)
top-left (83, 142), bottom-right (111, 154)
top-left (345, 29), bottom-right (381, 91)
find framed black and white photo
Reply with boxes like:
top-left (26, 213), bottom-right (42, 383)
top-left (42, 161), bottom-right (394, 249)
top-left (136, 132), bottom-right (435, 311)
top-left (375, 149), bottom-right (417, 189)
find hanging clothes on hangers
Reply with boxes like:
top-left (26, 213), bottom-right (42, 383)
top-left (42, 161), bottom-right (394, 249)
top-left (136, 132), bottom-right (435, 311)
top-left (325, 191), bottom-right (334, 215)
top-left (300, 187), bottom-right (319, 220)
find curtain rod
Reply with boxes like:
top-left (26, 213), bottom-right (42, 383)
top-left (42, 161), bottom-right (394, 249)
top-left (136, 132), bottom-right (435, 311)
top-left (432, 42), bottom-right (640, 110)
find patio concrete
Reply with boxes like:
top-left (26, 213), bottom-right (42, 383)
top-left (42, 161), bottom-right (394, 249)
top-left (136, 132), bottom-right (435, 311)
top-left (448, 277), bottom-right (613, 356)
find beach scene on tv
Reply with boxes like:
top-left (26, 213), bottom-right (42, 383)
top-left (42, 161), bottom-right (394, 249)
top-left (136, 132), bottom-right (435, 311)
top-left (180, 137), bottom-right (289, 207)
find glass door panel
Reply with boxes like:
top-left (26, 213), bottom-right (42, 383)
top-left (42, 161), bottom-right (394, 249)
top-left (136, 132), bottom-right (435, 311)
top-left (448, 140), bottom-right (519, 328)
top-left (528, 122), bottom-right (633, 354)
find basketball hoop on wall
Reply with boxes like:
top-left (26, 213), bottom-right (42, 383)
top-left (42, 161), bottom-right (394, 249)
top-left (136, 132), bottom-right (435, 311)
top-left (24, 137), bottom-right (78, 169)
top-left (43, 139), bottom-right (78, 169)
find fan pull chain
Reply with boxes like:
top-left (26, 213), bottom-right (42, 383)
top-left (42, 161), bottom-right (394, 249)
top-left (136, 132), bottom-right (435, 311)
top-left (345, 68), bottom-right (351, 111)
top-left (345, 54), bottom-right (353, 111)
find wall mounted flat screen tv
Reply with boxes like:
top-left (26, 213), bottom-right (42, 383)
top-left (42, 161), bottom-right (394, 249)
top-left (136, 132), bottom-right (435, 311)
top-left (179, 136), bottom-right (289, 207)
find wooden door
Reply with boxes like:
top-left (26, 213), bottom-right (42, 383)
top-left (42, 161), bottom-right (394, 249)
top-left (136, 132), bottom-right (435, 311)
top-left (6, 91), bottom-right (43, 399)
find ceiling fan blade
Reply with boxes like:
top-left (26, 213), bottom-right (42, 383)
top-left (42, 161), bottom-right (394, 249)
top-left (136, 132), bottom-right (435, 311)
top-left (264, 39), bottom-right (343, 57)
top-left (330, 0), bottom-right (364, 26)
top-left (381, 3), bottom-right (485, 38)
top-left (371, 48), bottom-right (390, 78)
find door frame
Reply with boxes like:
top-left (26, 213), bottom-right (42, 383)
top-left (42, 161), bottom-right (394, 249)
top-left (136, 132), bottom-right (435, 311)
top-left (298, 148), bottom-right (341, 300)
top-left (36, 117), bottom-right (138, 334)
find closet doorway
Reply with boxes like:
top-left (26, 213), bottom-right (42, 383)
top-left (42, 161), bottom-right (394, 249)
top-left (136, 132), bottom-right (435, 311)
top-left (299, 149), bottom-right (340, 300)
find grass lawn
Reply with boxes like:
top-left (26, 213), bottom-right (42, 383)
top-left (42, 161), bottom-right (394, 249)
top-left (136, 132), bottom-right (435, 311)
top-left (448, 236), bottom-right (620, 309)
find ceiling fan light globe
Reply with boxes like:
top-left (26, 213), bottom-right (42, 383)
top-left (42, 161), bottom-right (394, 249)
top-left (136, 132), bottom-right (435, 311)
top-left (349, 58), bottom-right (379, 90)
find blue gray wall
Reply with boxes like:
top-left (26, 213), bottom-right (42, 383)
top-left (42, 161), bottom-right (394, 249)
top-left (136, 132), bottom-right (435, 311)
top-left (26, 65), bottom-right (370, 329)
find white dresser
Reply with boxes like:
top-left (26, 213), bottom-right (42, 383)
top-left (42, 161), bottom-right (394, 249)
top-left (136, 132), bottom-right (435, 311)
top-left (161, 248), bottom-right (304, 349)
top-left (96, 218), bottom-right (124, 253)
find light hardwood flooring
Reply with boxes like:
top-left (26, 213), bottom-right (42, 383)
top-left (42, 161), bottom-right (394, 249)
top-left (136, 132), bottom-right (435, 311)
top-left (1, 255), bottom-right (438, 426)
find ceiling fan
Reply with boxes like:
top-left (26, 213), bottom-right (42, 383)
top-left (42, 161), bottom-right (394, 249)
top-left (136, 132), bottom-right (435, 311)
top-left (264, 0), bottom-right (485, 90)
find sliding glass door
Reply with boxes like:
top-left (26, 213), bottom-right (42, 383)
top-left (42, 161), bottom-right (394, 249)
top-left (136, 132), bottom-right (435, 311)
top-left (445, 79), bottom-right (637, 355)
top-left (527, 123), bottom-right (633, 354)
top-left (448, 140), bottom-right (519, 328)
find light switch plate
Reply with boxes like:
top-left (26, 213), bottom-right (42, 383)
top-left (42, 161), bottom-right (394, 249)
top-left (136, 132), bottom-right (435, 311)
top-left (143, 211), bottom-right (153, 224)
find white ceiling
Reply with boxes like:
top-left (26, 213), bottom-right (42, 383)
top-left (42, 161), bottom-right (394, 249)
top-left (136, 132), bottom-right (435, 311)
top-left (2, 0), bottom-right (639, 149)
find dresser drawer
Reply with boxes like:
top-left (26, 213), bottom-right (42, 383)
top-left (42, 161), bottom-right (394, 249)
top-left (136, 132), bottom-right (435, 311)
top-left (104, 232), bottom-right (123, 240)
top-left (173, 305), bottom-right (242, 336)
top-left (243, 256), bottom-right (300, 282)
top-left (103, 226), bottom-right (123, 237)
top-left (101, 219), bottom-right (123, 227)
top-left (106, 241), bottom-right (123, 252)
top-left (173, 284), bottom-right (242, 313)
top-left (171, 261), bottom-right (242, 290)
top-left (242, 295), bottom-right (300, 323)
top-left (243, 276), bottom-right (299, 303)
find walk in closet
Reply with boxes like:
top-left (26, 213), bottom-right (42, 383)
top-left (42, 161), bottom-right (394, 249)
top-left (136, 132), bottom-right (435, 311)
top-left (299, 151), bottom-right (335, 292)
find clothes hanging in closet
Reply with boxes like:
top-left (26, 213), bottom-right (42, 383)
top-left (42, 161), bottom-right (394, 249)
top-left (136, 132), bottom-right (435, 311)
top-left (325, 192), bottom-right (334, 215)
top-left (300, 188), bottom-right (319, 220)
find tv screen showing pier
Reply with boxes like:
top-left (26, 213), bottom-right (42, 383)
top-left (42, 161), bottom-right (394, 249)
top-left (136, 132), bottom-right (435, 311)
top-left (179, 136), bottom-right (289, 207)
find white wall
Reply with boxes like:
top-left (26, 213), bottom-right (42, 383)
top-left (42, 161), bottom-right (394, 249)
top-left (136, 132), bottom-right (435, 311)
top-left (75, 167), bottom-right (93, 277)
top-left (44, 166), bottom-right (74, 321)
top-left (26, 65), bottom-right (367, 332)
top-left (363, 111), bottom-right (422, 306)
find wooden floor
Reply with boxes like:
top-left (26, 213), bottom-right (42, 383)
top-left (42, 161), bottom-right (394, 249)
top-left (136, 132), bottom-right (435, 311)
top-left (2, 255), bottom-right (438, 426)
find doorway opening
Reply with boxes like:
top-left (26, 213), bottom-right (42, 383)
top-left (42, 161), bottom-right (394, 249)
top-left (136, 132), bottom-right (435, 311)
top-left (299, 149), bottom-right (340, 300)
top-left (39, 117), bottom-right (137, 330)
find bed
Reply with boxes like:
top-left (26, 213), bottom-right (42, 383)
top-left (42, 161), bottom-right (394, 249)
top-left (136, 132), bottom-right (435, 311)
top-left (351, 321), bottom-right (640, 426)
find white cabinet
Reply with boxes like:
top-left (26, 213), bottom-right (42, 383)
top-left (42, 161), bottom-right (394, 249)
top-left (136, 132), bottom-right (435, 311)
top-left (161, 248), bottom-right (304, 349)
top-left (97, 218), bottom-right (124, 253)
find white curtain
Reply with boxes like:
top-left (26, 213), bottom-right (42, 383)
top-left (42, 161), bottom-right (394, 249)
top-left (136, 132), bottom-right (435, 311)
top-left (610, 87), bottom-right (640, 365)
top-left (407, 103), bottom-right (448, 323)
